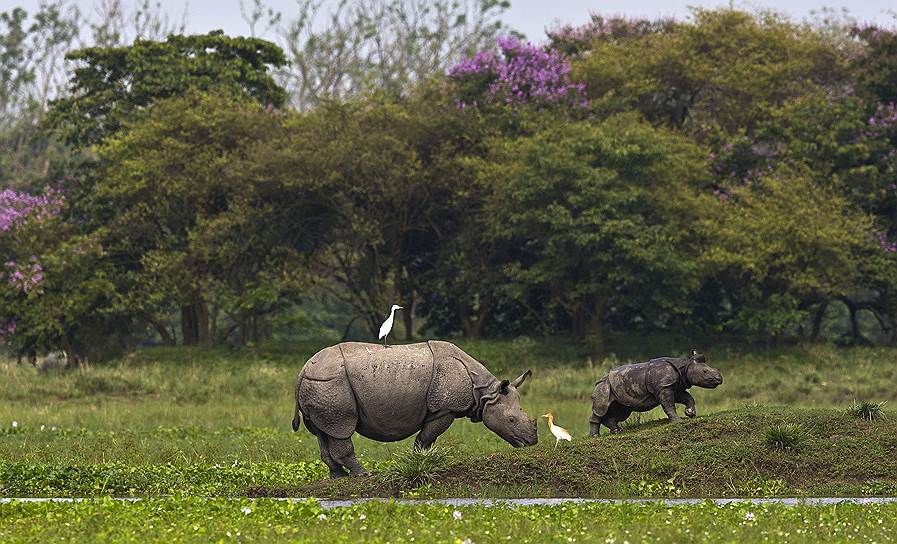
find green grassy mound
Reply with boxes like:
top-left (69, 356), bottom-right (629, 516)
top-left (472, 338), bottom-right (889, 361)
top-left (299, 408), bottom-right (897, 498)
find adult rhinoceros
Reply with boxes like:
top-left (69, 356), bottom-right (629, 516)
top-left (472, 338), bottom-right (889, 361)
top-left (292, 341), bottom-right (538, 478)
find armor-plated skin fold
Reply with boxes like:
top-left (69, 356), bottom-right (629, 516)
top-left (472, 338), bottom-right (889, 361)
top-left (293, 340), bottom-right (538, 478)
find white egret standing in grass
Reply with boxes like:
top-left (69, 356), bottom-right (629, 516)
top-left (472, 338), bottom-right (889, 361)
top-left (378, 304), bottom-right (403, 347)
top-left (541, 413), bottom-right (572, 447)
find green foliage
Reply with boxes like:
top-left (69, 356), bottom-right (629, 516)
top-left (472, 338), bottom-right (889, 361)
top-left (88, 90), bottom-right (319, 345)
top-left (47, 31), bottom-right (286, 147)
top-left (573, 8), bottom-right (847, 138)
top-left (4, 6), bottom-right (897, 350)
top-left (477, 113), bottom-right (710, 356)
top-left (2, 499), bottom-right (897, 543)
top-left (0, 460), bottom-right (328, 496)
top-left (701, 173), bottom-right (878, 337)
top-left (764, 423), bottom-right (806, 451)
top-left (379, 446), bottom-right (455, 490)
top-left (728, 476), bottom-right (790, 497)
top-left (845, 400), bottom-right (887, 421)
top-left (629, 475), bottom-right (683, 497)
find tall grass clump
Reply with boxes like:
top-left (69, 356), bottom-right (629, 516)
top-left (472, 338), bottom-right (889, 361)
top-left (845, 400), bottom-right (887, 421)
top-left (379, 447), bottom-right (454, 489)
top-left (764, 423), bottom-right (805, 451)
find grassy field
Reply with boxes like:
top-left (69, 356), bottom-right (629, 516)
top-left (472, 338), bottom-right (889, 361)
top-left (0, 338), bottom-right (894, 498)
top-left (2, 498), bottom-right (897, 543)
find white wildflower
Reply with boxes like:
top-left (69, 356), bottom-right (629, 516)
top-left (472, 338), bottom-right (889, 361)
top-left (318, 514), bottom-right (327, 521)
top-left (51, 426), bottom-right (57, 431)
top-left (11, 421), bottom-right (17, 428)
top-left (359, 514), bottom-right (367, 521)
top-left (744, 512), bottom-right (755, 521)
top-left (40, 425), bottom-right (45, 431)
top-left (241, 506), bottom-right (252, 515)
top-left (453, 510), bottom-right (463, 520)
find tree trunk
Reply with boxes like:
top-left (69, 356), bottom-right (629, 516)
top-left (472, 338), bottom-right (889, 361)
top-left (586, 298), bottom-right (605, 363)
top-left (402, 294), bottom-right (415, 340)
top-left (810, 302), bottom-right (827, 342)
top-left (181, 295), bottom-right (210, 346)
top-left (181, 305), bottom-right (197, 345)
top-left (840, 298), bottom-right (863, 345)
top-left (147, 317), bottom-right (176, 346)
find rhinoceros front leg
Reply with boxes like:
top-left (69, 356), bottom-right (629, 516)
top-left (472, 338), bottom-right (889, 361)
top-left (328, 436), bottom-right (369, 477)
top-left (657, 388), bottom-right (680, 421)
top-left (414, 413), bottom-right (455, 450)
top-left (676, 390), bottom-right (697, 417)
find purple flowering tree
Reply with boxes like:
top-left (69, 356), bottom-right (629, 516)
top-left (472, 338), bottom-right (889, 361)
top-left (0, 188), bottom-right (62, 350)
top-left (447, 36), bottom-right (587, 110)
top-left (547, 14), bottom-right (675, 56)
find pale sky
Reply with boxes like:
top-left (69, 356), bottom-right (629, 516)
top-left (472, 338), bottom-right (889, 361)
top-left (9, 0), bottom-right (897, 42)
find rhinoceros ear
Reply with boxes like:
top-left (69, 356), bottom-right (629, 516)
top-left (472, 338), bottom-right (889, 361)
top-left (510, 369), bottom-right (532, 389)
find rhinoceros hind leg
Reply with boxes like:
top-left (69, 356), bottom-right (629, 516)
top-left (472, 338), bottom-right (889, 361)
top-left (316, 434), bottom-right (349, 478)
top-left (604, 403), bottom-right (631, 434)
top-left (328, 437), bottom-right (369, 477)
top-left (414, 413), bottom-right (455, 450)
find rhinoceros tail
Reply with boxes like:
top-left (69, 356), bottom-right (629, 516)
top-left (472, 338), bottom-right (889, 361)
top-left (292, 377), bottom-right (303, 432)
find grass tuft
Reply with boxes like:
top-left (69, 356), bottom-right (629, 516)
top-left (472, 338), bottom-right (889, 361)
top-left (845, 400), bottom-right (887, 421)
top-left (764, 423), bottom-right (805, 451)
top-left (379, 446), bottom-right (454, 490)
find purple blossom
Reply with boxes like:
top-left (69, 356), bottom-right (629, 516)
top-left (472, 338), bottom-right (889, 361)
top-left (546, 14), bottom-right (675, 55)
top-left (448, 36), bottom-right (587, 110)
top-left (864, 103), bottom-right (897, 139)
top-left (875, 231), bottom-right (897, 253)
top-left (1, 259), bottom-right (45, 293)
top-left (0, 188), bottom-right (63, 232)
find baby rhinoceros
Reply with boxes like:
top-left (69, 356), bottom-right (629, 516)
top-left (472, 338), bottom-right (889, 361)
top-left (589, 350), bottom-right (722, 436)
top-left (293, 341), bottom-right (538, 478)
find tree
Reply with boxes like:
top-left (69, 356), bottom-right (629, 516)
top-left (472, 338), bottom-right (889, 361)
top-left (280, 88), bottom-right (483, 339)
top-left (47, 31), bottom-right (287, 147)
top-left (476, 113), bottom-right (711, 359)
top-left (700, 171), bottom-right (882, 342)
top-left (1, 3), bottom-right (81, 192)
top-left (0, 186), bottom-right (124, 363)
top-left (572, 9), bottom-right (848, 139)
top-left (276, 0), bottom-right (511, 110)
top-left (89, 91), bottom-right (319, 346)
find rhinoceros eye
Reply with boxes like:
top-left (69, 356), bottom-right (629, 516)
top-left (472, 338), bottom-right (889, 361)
top-left (508, 416), bottom-right (516, 423)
